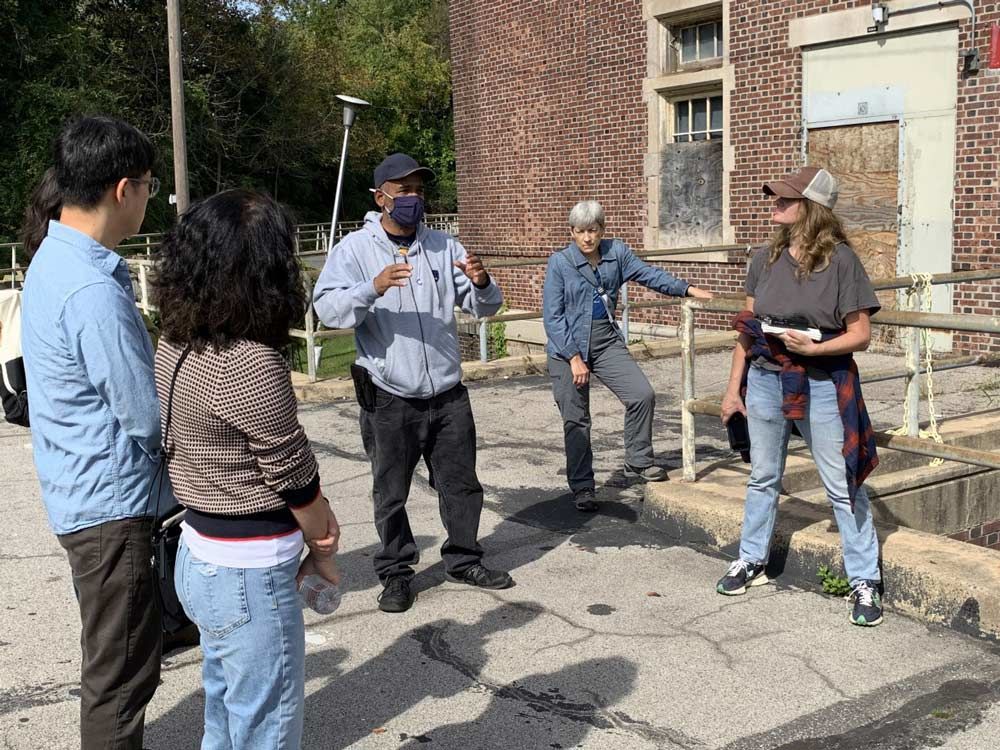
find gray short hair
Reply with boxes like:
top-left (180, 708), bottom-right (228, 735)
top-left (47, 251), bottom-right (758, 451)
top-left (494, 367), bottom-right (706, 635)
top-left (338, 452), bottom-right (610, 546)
top-left (568, 200), bottom-right (605, 230)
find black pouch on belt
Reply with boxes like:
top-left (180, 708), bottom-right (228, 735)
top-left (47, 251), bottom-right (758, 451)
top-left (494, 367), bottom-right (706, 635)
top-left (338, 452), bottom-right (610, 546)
top-left (350, 364), bottom-right (378, 411)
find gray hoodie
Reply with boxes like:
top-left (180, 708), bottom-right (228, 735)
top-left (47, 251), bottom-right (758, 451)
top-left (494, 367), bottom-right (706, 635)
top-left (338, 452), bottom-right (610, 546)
top-left (313, 212), bottom-right (503, 399)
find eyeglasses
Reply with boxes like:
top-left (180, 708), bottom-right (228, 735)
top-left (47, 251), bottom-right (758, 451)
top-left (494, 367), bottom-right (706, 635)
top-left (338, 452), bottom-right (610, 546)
top-left (370, 185), bottom-right (426, 199)
top-left (128, 177), bottom-right (161, 198)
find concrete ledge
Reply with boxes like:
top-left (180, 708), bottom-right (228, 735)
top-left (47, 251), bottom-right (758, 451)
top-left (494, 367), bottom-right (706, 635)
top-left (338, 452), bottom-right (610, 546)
top-left (644, 473), bottom-right (1000, 639)
top-left (292, 331), bottom-right (737, 402)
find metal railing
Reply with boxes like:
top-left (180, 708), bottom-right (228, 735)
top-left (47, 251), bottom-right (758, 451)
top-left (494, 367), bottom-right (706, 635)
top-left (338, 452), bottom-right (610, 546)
top-left (676, 269), bottom-right (1000, 481)
top-left (122, 240), bottom-right (730, 382)
top-left (469, 244), bottom-right (749, 360)
top-left (0, 214), bottom-right (461, 288)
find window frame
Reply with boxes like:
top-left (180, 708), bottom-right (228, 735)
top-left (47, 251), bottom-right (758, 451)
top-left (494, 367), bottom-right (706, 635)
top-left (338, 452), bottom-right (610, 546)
top-left (671, 92), bottom-right (724, 144)
top-left (675, 19), bottom-right (724, 67)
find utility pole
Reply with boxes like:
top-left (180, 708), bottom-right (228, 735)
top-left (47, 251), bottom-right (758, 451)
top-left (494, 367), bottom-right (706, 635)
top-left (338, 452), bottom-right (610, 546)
top-left (166, 0), bottom-right (190, 214)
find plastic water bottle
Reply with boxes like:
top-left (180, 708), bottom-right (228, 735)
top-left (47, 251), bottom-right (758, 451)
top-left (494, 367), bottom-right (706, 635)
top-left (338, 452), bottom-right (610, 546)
top-left (298, 575), bottom-right (342, 615)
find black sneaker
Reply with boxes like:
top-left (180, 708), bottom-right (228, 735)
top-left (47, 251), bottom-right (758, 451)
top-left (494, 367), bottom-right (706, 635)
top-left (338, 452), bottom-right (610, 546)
top-left (716, 559), bottom-right (769, 596)
top-left (623, 463), bottom-right (667, 482)
top-left (573, 488), bottom-right (598, 512)
top-left (377, 576), bottom-right (415, 613)
top-left (849, 580), bottom-right (884, 627)
top-left (446, 563), bottom-right (514, 590)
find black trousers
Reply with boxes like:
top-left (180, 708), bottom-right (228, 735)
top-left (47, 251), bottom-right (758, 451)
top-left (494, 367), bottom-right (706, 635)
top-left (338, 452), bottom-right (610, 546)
top-left (359, 383), bottom-right (485, 581)
top-left (58, 517), bottom-right (162, 750)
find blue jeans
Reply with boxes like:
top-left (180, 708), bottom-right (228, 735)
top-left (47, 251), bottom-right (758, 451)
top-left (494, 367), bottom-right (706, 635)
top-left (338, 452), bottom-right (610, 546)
top-left (740, 366), bottom-right (881, 585)
top-left (176, 540), bottom-right (305, 749)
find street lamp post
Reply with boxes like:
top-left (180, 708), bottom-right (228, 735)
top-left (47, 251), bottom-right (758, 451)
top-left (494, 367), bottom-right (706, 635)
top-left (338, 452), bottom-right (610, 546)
top-left (328, 95), bottom-right (371, 252)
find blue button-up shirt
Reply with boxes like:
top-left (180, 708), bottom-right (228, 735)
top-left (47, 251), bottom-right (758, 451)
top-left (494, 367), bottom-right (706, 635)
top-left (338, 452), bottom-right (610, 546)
top-left (21, 221), bottom-right (161, 535)
top-left (543, 239), bottom-right (691, 362)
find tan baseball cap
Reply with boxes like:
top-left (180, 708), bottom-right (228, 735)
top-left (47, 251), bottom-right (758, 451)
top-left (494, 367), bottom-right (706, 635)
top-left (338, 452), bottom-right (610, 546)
top-left (763, 166), bottom-right (839, 209)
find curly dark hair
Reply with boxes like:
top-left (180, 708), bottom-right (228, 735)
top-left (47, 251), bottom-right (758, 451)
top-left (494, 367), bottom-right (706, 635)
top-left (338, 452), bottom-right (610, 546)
top-left (153, 190), bottom-right (306, 351)
top-left (20, 168), bottom-right (63, 259)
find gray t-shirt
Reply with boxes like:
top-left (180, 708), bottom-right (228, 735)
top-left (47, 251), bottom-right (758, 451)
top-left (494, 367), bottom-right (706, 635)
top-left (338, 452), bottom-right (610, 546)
top-left (745, 243), bottom-right (881, 331)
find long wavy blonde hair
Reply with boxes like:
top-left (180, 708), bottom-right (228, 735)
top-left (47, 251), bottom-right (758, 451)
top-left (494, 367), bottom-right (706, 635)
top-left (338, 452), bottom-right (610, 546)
top-left (768, 198), bottom-right (850, 279)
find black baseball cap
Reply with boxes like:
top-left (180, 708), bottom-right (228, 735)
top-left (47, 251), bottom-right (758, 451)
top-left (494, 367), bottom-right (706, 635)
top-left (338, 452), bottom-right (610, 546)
top-left (373, 153), bottom-right (435, 189)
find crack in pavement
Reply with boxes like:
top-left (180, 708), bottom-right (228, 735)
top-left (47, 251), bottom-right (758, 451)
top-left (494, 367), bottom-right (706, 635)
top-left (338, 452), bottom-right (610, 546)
top-left (770, 677), bottom-right (1000, 749)
top-left (410, 620), bottom-right (704, 749)
top-left (776, 651), bottom-right (852, 702)
top-left (717, 658), bottom-right (1000, 750)
top-left (0, 681), bottom-right (78, 716)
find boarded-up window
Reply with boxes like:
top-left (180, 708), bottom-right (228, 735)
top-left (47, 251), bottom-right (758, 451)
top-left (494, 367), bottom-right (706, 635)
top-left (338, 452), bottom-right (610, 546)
top-left (659, 140), bottom-right (723, 247)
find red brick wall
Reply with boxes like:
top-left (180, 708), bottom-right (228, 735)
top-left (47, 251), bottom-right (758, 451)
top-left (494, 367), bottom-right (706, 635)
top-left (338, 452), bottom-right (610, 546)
top-left (952, 3), bottom-right (1000, 353)
top-left (451, 1), bottom-right (1000, 348)
top-left (949, 519), bottom-right (1000, 551)
top-left (450, 0), bottom-right (647, 260)
top-left (449, 0), bottom-right (745, 314)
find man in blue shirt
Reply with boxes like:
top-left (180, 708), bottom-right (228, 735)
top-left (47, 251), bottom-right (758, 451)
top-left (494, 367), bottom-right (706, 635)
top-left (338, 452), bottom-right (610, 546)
top-left (21, 116), bottom-right (163, 750)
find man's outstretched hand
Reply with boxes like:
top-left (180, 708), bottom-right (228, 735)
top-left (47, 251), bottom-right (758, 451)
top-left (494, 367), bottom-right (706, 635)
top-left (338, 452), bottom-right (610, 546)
top-left (454, 252), bottom-right (490, 288)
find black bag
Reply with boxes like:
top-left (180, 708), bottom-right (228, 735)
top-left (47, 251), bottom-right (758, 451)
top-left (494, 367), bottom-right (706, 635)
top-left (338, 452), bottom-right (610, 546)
top-left (152, 503), bottom-right (191, 635)
top-left (147, 345), bottom-right (194, 636)
top-left (0, 356), bottom-right (29, 427)
top-left (0, 290), bottom-right (29, 427)
top-left (726, 411), bottom-right (752, 464)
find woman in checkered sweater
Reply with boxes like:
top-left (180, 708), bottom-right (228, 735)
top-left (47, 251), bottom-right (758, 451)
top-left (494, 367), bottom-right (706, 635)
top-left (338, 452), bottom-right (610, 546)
top-left (153, 190), bottom-right (340, 748)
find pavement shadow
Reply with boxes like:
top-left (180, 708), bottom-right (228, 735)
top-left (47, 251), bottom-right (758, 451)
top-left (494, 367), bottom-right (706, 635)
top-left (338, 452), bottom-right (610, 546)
top-left (336, 535), bottom-right (438, 597)
top-left (147, 603), bottom-right (541, 748)
top-left (410, 485), bottom-right (652, 596)
top-left (146, 647), bottom-right (351, 749)
top-left (396, 656), bottom-right (677, 750)
top-left (301, 601), bottom-right (544, 749)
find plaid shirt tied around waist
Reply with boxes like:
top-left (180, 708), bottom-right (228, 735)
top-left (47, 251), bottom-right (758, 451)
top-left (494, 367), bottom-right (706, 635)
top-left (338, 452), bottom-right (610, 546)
top-left (732, 310), bottom-right (879, 505)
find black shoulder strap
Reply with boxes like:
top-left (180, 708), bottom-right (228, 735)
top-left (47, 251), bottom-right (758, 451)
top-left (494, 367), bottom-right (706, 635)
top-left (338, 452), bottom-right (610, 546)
top-left (144, 344), bottom-right (192, 526)
top-left (161, 344), bottom-right (193, 449)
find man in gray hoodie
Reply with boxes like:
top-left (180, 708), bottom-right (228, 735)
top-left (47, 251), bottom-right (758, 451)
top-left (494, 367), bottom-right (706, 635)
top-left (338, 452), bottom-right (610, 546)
top-left (314, 153), bottom-right (514, 612)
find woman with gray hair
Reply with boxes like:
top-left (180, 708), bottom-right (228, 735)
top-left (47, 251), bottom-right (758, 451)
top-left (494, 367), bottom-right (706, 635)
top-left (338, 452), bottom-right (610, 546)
top-left (543, 200), bottom-right (712, 511)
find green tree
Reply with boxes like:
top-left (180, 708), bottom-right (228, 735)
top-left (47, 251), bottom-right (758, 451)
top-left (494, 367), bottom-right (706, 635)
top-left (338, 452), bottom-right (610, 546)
top-left (0, 0), bottom-right (455, 242)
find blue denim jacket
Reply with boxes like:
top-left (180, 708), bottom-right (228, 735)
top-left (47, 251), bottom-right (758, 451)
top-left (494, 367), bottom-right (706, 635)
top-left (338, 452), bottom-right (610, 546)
top-left (22, 222), bottom-right (162, 535)
top-left (543, 239), bottom-right (690, 361)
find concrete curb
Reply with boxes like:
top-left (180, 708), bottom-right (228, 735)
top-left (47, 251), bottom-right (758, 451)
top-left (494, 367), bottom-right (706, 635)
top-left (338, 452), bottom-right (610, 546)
top-left (292, 331), bottom-right (736, 403)
top-left (643, 473), bottom-right (1000, 639)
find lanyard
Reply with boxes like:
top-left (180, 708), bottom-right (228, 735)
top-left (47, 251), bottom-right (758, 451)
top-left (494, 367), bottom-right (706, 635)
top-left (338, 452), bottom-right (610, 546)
top-left (561, 248), bottom-right (621, 334)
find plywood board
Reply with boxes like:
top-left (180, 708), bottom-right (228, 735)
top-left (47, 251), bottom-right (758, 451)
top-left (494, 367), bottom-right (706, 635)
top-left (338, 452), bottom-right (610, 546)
top-left (807, 121), bottom-right (899, 173)
top-left (658, 141), bottom-right (723, 247)
top-left (809, 123), bottom-right (899, 348)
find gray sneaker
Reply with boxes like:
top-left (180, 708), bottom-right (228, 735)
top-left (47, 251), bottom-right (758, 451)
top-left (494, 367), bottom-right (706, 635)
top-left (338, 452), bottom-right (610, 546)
top-left (716, 559), bottom-right (769, 596)
top-left (623, 463), bottom-right (667, 482)
top-left (849, 580), bottom-right (884, 627)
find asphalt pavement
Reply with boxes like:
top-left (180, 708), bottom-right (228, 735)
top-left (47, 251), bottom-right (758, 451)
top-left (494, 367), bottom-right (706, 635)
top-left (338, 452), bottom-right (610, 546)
top-left (2, 351), bottom-right (999, 749)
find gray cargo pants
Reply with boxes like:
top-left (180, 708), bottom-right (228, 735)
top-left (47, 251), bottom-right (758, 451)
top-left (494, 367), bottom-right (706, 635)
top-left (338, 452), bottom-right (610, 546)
top-left (548, 319), bottom-right (656, 492)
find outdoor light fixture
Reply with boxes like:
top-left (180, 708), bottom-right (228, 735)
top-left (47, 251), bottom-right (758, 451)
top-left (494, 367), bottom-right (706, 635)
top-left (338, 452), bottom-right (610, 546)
top-left (328, 94), bottom-right (372, 252)
top-left (867, 1), bottom-right (979, 74)
top-left (871, 2), bottom-right (888, 28)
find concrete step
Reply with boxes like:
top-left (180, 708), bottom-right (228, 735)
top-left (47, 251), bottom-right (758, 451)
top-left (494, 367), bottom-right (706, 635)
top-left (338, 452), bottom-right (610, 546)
top-left (755, 410), bottom-right (1000, 496)
top-left (644, 473), bottom-right (1000, 638)
top-left (643, 411), bottom-right (1000, 639)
